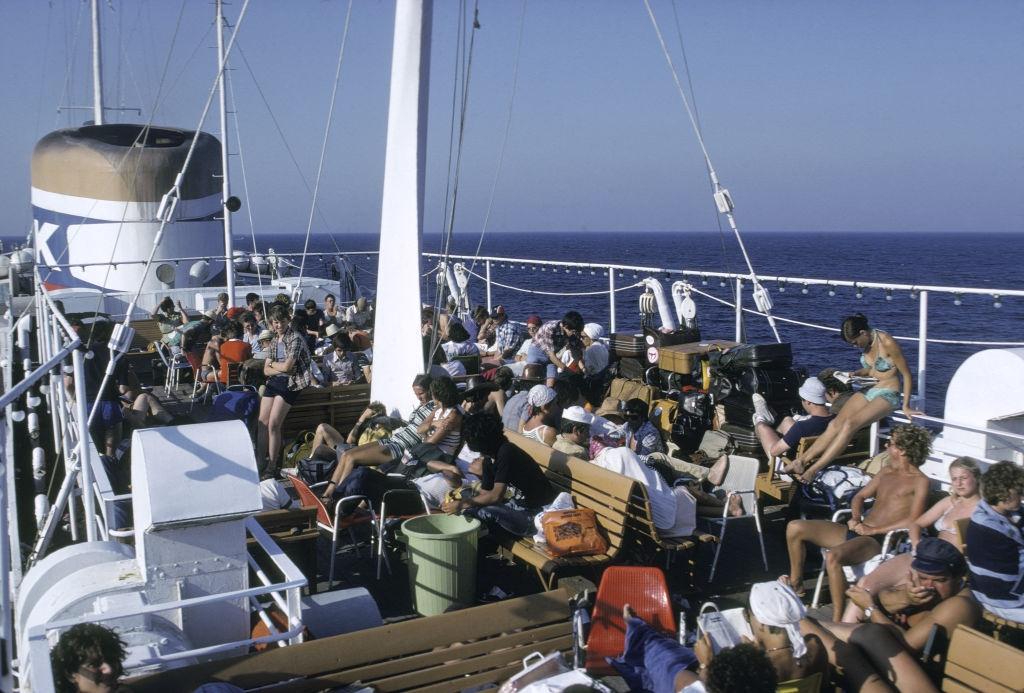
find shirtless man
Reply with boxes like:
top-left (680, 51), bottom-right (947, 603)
top-left (799, 537), bottom-right (979, 692)
top-left (784, 424), bottom-right (932, 621)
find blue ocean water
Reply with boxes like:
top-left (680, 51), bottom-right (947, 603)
top-left (9, 231), bottom-right (1022, 413)
top-left (245, 230), bottom-right (1024, 415)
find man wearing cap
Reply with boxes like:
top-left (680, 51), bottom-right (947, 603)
top-left (812, 536), bottom-right (980, 677)
top-left (554, 406), bottom-right (593, 458)
top-left (753, 376), bottom-right (834, 461)
top-left (624, 398), bottom-right (666, 457)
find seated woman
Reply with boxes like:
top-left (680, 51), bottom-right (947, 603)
top-left (321, 376), bottom-right (434, 499)
top-left (520, 384), bottom-right (558, 445)
top-left (152, 296), bottom-right (188, 345)
top-left (441, 321), bottom-right (479, 359)
top-left (843, 456), bottom-right (981, 622)
top-left (119, 370), bottom-right (173, 428)
top-left (965, 460), bottom-right (1024, 621)
top-left (308, 402), bottom-right (389, 460)
top-left (789, 313), bottom-right (918, 480)
top-left (784, 424), bottom-right (931, 621)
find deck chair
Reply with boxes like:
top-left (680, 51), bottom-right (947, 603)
top-left (376, 488), bottom-right (430, 579)
top-left (574, 566), bottom-right (676, 676)
top-left (705, 455), bottom-right (768, 582)
top-left (290, 475), bottom-right (377, 587)
top-left (810, 508), bottom-right (907, 610)
top-left (153, 341), bottom-right (191, 391)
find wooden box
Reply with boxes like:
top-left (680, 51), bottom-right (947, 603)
top-left (658, 340), bottom-right (739, 375)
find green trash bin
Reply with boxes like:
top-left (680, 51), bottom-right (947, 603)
top-left (401, 514), bottom-right (480, 616)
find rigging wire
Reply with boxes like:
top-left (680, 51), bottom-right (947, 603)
top-left (429, 2), bottom-right (482, 363)
top-left (57, 0), bottom-right (87, 129)
top-left (465, 0), bottom-right (527, 279)
top-left (668, 0), bottom-right (731, 271)
top-left (642, 0), bottom-right (781, 342)
top-left (296, 0), bottom-right (354, 295)
top-left (226, 47), bottom-right (266, 297)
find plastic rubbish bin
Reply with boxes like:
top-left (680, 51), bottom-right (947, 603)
top-left (401, 514), bottom-right (480, 616)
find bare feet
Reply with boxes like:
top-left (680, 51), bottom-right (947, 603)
top-left (623, 603), bottom-right (636, 620)
top-left (726, 493), bottom-right (744, 517)
top-left (707, 454), bottom-right (729, 487)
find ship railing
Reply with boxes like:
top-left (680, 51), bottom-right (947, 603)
top-left (23, 517), bottom-right (306, 693)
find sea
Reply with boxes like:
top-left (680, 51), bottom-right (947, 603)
top-left (8, 230), bottom-right (1023, 415)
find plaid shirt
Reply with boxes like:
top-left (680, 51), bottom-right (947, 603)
top-left (532, 320), bottom-right (560, 356)
top-left (494, 319), bottom-right (523, 354)
top-left (270, 328), bottom-right (314, 391)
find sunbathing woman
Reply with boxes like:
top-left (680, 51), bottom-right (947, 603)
top-left (119, 370), bottom-right (173, 427)
top-left (842, 456), bottom-right (980, 622)
top-left (789, 313), bottom-right (918, 480)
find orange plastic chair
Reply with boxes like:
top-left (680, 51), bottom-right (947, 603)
top-left (290, 475), bottom-right (376, 587)
top-left (583, 566), bottom-right (676, 675)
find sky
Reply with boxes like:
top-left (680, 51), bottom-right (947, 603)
top-left (0, 0), bottom-right (1022, 237)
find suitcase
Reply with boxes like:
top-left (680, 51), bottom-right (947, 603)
top-left (735, 367), bottom-right (802, 401)
top-left (609, 377), bottom-right (659, 405)
top-left (720, 393), bottom-right (801, 427)
top-left (611, 333), bottom-right (646, 358)
top-left (719, 422), bottom-right (761, 450)
top-left (657, 340), bottom-right (739, 374)
top-left (671, 409), bottom-right (712, 454)
top-left (709, 343), bottom-right (793, 371)
top-left (617, 357), bottom-right (646, 381)
top-left (650, 398), bottom-right (678, 434)
top-left (643, 325), bottom-right (702, 349)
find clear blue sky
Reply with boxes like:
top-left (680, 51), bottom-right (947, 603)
top-left (1, 0), bottom-right (1021, 236)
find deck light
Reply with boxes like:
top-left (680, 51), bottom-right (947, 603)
top-left (10, 409), bottom-right (24, 423)
top-left (827, 284), bottom-right (835, 297)
top-left (778, 280), bottom-right (786, 293)
top-left (701, 275), bottom-right (708, 285)
top-left (541, 267), bottom-right (546, 271)
top-left (26, 394), bottom-right (41, 409)
top-left (855, 285), bottom-right (863, 299)
top-left (719, 279), bottom-right (727, 287)
top-left (993, 295), bottom-right (1003, 309)
top-left (885, 289), bottom-right (893, 301)
top-left (910, 290), bottom-right (918, 300)
top-left (953, 294), bottom-right (962, 306)
top-left (801, 284), bottom-right (809, 295)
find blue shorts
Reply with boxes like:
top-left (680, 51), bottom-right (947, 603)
top-left (262, 376), bottom-right (302, 406)
top-left (525, 343), bottom-right (557, 379)
top-left (864, 386), bottom-right (901, 410)
top-left (87, 399), bottom-right (124, 431)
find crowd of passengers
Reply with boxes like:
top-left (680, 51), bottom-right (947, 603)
top-left (62, 297), bottom-right (1024, 692)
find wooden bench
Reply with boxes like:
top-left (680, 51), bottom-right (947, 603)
top-left (626, 483), bottom-right (713, 586)
top-left (128, 588), bottom-right (573, 693)
top-left (941, 624), bottom-right (1024, 692)
top-left (281, 384), bottom-right (371, 442)
top-left (503, 433), bottom-right (639, 590)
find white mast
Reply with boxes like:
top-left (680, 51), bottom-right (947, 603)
top-left (90, 0), bottom-right (104, 124)
top-left (370, 0), bottom-right (433, 416)
top-left (216, 0), bottom-right (236, 306)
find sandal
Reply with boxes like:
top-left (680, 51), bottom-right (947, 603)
top-left (320, 480), bottom-right (337, 502)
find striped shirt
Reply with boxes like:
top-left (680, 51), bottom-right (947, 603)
top-left (966, 499), bottom-right (1024, 609)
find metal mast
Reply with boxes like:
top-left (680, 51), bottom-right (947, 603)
top-left (216, 0), bottom-right (236, 306)
top-left (90, 0), bottom-right (104, 124)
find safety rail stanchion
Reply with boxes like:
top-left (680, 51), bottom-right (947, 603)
top-left (869, 421), bottom-right (880, 457)
top-left (608, 266), bottom-right (617, 334)
top-left (485, 260), bottom-right (492, 313)
top-left (734, 278), bottom-right (743, 343)
top-left (918, 290), bottom-right (928, 410)
top-left (70, 349), bottom-right (97, 542)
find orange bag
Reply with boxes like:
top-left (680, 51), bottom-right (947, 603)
top-left (541, 508), bottom-right (608, 557)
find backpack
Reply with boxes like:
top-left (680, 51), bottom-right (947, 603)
top-left (209, 389), bottom-right (259, 424)
top-left (296, 457), bottom-right (338, 486)
top-left (799, 465), bottom-right (871, 513)
top-left (282, 430), bottom-right (317, 468)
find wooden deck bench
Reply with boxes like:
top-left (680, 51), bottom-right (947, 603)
top-left (281, 384), bottom-right (370, 442)
top-left (941, 624), bottom-right (1024, 692)
top-left (503, 433), bottom-right (640, 590)
top-left (625, 483), bottom-right (715, 585)
top-left (128, 588), bottom-right (573, 693)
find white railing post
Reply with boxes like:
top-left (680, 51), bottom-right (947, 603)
top-left (869, 420), bottom-right (880, 457)
top-left (734, 278), bottom-right (744, 342)
top-left (485, 260), bottom-right (492, 313)
top-left (608, 267), bottom-right (617, 334)
top-left (917, 290), bottom-right (928, 411)
top-left (71, 350), bottom-right (97, 542)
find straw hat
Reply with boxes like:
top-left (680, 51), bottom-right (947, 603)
top-left (257, 329), bottom-right (273, 342)
top-left (325, 323), bottom-right (344, 338)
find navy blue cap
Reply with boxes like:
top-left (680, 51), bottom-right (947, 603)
top-left (912, 537), bottom-right (966, 575)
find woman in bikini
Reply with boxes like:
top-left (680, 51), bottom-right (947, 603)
top-left (841, 456), bottom-right (981, 622)
top-left (521, 384), bottom-right (558, 445)
top-left (789, 313), bottom-right (917, 480)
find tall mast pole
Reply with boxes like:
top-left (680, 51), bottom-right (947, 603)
top-left (216, 0), bottom-right (236, 306)
top-left (90, 0), bottom-right (104, 124)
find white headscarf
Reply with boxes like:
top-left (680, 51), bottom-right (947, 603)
top-left (527, 384), bottom-right (556, 408)
top-left (583, 323), bottom-right (604, 340)
top-left (749, 581), bottom-right (808, 659)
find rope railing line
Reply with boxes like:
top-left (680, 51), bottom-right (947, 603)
top-left (687, 286), bottom-right (1024, 347)
top-left (461, 267), bottom-right (643, 296)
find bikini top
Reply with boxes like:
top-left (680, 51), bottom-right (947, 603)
top-left (934, 503), bottom-right (957, 534)
top-left (860, 330), bottom-right (895, 372)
